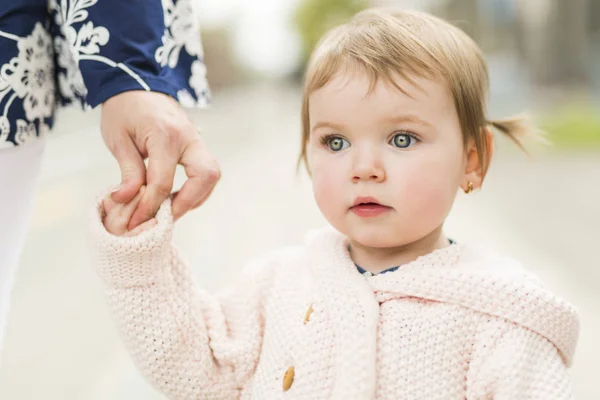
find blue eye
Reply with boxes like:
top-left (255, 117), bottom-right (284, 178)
top-left (325, 136), bottom-right (350, 151)
top-left (390, 133), bottom-right (418, 148)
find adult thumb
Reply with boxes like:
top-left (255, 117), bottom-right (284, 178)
top-left (110, 135), bottom-right (146, 204)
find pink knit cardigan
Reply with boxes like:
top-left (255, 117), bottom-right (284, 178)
top-left (88, 198), bottom-right (579, 399)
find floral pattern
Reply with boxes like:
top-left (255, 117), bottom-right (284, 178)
top-left (157, 0), bottom-right (209, 107)
top-left (0, 0), bottom-right (209, 149)
top-left (0, 22), bottom-right (55, 146)
top-left (156, 0), bottom-right (203, 68)
top-left (189, 60), bottom-right (210, 107)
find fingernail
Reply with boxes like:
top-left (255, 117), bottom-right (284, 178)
top-left (111, 184), bottom-right (123, 193)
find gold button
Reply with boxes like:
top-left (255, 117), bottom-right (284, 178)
top-left (282, 366), bottom-right (295, 391)
top-left (303, 304), bottom-right (314, 325)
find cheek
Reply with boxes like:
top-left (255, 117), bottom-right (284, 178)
top-left (310, 155), bottom-right (345, 215)
top-left (393, 153), bottom-right (462, 221)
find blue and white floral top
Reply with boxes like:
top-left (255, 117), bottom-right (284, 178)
top-left (0, 0), bottom-right (210, 149)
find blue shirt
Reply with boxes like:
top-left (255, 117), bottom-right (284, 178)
top-left (0, 0), bottom-right (209, 148)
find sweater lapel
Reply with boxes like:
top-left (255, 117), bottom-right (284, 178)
top-left (305, 227), bottom-right (379, 399)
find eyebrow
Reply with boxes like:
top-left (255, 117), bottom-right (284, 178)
top-left (386, 115), bottom-right (433, 128)
top-left (311, 121), bottom-right (345, 133)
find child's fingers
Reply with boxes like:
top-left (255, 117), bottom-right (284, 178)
top-left (116, 185), bottom-right (146, 222)
top-left (103, 186), bottom-right (146, 236)
top-left (102, 185), bottom-right (143, 219)
top-left (102, 195), bottom-right (118, 215)
top-left (123, 218), bottom-right (158, 237)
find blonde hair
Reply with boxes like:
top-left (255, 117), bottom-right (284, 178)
top-left (299, 8), bottom-right (543, 175)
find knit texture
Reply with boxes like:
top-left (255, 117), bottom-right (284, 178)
top-left (88, 199), bottom-right (579, 400)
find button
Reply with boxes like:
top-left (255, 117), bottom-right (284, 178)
top-left (303, 304), bottom-right (314, 325)
top-left (283, 366), bottom-right (295, 391)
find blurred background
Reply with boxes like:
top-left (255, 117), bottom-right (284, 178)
top-left (0, 0), bottom-right (598, 398)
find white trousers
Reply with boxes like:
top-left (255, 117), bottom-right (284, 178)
top-left (0, 140), bottom-right (45, 362)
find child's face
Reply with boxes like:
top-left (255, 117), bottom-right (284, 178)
top-left (307, 71), bottom-right (466, 248)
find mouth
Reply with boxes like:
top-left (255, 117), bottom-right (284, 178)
top-left (350, 197), bottom-right (392, 217)
top-left (351, 196), bottom-right (386, 207)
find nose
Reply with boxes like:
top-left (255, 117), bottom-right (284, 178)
top-left (351, 146), bottom-right (385, 183)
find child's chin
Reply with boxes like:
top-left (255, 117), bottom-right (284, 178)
top-left (347, 228), bottom-right (402, 249)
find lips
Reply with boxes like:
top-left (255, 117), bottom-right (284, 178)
top-left (350, 197), bottom-right (392, 218)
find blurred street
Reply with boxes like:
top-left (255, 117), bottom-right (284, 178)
top-left (0, 81), bottom-right (598, 399)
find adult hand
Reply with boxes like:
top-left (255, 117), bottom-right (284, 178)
top-left (101, 91), bottom-right (220, 230)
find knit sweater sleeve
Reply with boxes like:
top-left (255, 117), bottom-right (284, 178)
top-left (466, 323), bottom-right (574, 399)
top-left (87, 199), bottom-right (271, 399)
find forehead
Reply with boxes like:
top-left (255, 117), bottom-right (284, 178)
top-left (308, 70), bottom-right (455, 127)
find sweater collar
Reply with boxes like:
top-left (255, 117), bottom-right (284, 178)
top-left (353, 238), bottom-right (458, 276)
top-left (305, 227), bottom-right (579, 368)
top-left (303, 226), bottom-right (463, 399)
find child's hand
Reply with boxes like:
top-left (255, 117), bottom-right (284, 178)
top-left (102, 186), bottom-right (158, 237)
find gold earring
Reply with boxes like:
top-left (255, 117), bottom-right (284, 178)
top-left (464, 181), bottom-right (474, 194)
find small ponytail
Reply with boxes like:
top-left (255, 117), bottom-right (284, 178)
top-left (487, 114), bottom-right (548, 155)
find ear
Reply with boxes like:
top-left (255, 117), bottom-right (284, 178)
top-left (461, 127), bottom-right (494, 193)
